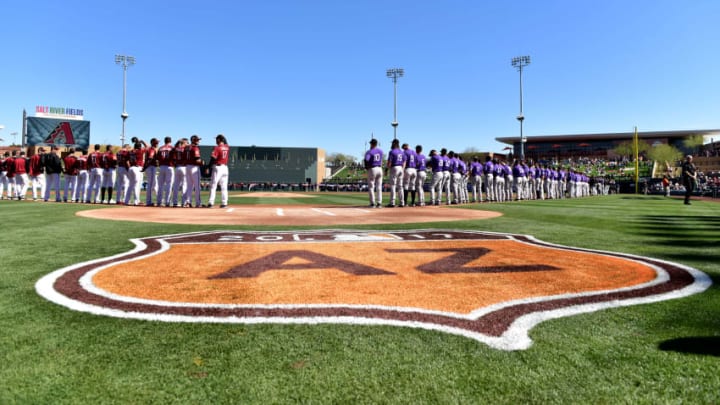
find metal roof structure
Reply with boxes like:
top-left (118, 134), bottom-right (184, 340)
top-left (496, 129), bottom-right (720, 145)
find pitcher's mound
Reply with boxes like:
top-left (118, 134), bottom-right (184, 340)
top-left (77, 204), bottom-right (502, 226)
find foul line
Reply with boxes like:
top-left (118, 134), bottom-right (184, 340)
top-left (311, 208), bottom-right (336, 216)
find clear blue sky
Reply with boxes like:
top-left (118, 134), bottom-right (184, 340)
top-left (1, 0), bottom-right (718, 159)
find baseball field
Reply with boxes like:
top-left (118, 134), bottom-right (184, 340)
top-left (2, 192), bottom-right (719, 403)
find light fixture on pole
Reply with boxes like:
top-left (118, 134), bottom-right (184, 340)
top-left (11, 132), bottom-right (18, 146)
top-left (511, 55), bottom-right (530, 160)
top-left (115, 54), bottom-right (136, 146)
top-left (386, 68), bottom-right (404, 140)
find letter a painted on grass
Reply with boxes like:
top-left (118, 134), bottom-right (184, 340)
top-left (209, 250), bottom-right (396, 278)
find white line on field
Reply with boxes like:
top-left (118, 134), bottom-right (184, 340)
top-left (311, 208), bottom-right (336, 216)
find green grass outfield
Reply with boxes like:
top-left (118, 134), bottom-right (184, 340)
top-left (1, 193), bottom-right (718, 403)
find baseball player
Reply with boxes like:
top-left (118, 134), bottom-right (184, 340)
top-left (457, 155), bottom-right (469, 203)
top-left (512, 160), bottom-right (527, 200)
top-left (429, 149), bottom-right (443, 205)
top-left (440, 149), bottom-right (451, 205)
top-left (101, 145), bottom-right (117, 204)
top-left (5, 151), bottom-right (17, 199)
top-left (414, 145), bottom-right (427, 206)
top-left (13, 151), bottom-right (29, 200)
top-left (43, 145), bottom-right (63, 202)
top-left (28, 148), bottom-right (46, 201)
top-left (144, 138), bottom-right (159, 206)
top-left (114, 144), bottom-right (130, 204)
top-left (75, 150), bottom-right (90, 203)
top-left (171, 139), bottom-right (187, 207)
top-left (401, 143), bottom-right (418, 206)
top-left (206, 134), bottom-right (231, 208)
top-left (86, 144), bottom-right (104, 203)
top-left (363, 138), bottom-right (384, 208)
top-left (503, 159), bottom-right (513, 202)
top-left (385, 139), bottom-right (405, 207)
top-left (0, 152), bottom-right (9, 199)
top-left (124, 141), bottom-right (147, 206)
top-left (62, 148), bottom-right (78, 202)
top-left (493, 159), bottom-right (505, 203)
top-left (156, 136), bottom-right (175, 207)
top-left (483, 156), bottom-right (495, 202)
top-left (470, 156), bottom-right (484, 203)
top-left (447, 151), bottom-right (459, 204)
top-left (184, 135), bottom-right (203, 208)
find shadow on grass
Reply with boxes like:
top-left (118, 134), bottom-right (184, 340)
top-left (620, 196), bottom-right (668, 201)
top-left (628, 215), bottom-right (720, 262)
top-left (658, 337), bottom-right (720, 357)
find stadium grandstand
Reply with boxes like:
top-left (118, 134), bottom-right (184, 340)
top-left (496, 129), bottom-right (720, 163)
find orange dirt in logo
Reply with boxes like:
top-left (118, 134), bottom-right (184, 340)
top-left (93, 239), bottom-right (656, 314)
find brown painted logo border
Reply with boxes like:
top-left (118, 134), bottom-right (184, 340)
top-left (35, 229), bottom-right (711, 351)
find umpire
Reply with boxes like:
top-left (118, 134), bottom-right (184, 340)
top-left (681, 155), bottom-right (697, 205)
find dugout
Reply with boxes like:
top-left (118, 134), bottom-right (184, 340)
top-left (198, 145), bottom-right (325, 187)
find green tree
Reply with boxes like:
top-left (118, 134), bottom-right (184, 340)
top-left (682, 134), bottom-right (704, 155)
top-left (646, 144), bottom-right (683, 174)
top-left (613, 140), bottom-right (649, 158)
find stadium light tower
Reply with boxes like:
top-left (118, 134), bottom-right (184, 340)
top-left (115, 54), bottom-right (136, 146)
top-left (511, 55), bottom-right (530, 160)
top-left (386, 68), bottom-right (404, 140)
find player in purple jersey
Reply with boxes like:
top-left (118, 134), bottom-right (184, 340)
top-left (512, 160), bottom-right (527, 200)
top-left (414, 145), bottom-right (427, 206)
top-left (401, 143), bottom-right (418, 206)
top-left (385, 139), bottom-right (405, 207)
top-left (447, 151), bottom-right (460, 204)
top-left (364, 138), bottom-right (384, 208)
top-left (429, 149), bottom-right (443, 205)
top-left (470, 156), bottom-right (484, 203)
top-left (440, 149), bottom-right (451, 205)
top-left (484, 156), bottom-right (495, 202)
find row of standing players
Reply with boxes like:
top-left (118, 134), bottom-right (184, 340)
top-left (0, 134), bottom-right (232, 208)
top-left (364, 138), bottom-right (597, 208)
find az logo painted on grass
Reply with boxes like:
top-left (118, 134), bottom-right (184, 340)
top-left (36, 230), bottom-right (710, 350)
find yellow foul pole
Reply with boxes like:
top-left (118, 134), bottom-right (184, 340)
top-left (634, 126), bottom-right (639, 194)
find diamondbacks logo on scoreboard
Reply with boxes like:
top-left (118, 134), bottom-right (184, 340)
top-left (26, 116), bottom-right (90, 150)
top-left (43, 122), bottom-right (76, 145)
top-left (36, 230), bottom-right (710, 350)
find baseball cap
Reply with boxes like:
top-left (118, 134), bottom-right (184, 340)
top-left (191, 135), bottom-right (201, 142)
top-left (369, 138), bottom-right (378, 145)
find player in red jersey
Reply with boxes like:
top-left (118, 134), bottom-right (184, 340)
top-left (206, 134), bottom-right (231, 208)
top-left (101, 145), bottom-right (117, 203)
top-left (170, 138), bottom-right (187, 207)
top-left (0, 152), bottom-right (10, 199)
top-left (62, 148), bottom-right (78, 202)
top-left (14, 151), bottom-right (29, 200)
top-left (6, 151), bottom-right (17, 199)
top-left (75, 150), bottom-right (89, 203)
top-left (156, 136), bottom-right (175, 207)
top-left (115, 144), bottom-right (132, 204)
top-left (183, 135), bottom-right (203, 208)
top-left (143, 138), bottom-right (159, 206)
top-left (28, 147), bottom-right (46, 201)
top-left (124, 140), bottom-right (147, 206)
top-left (87, 144), bottom-right (104, 203)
